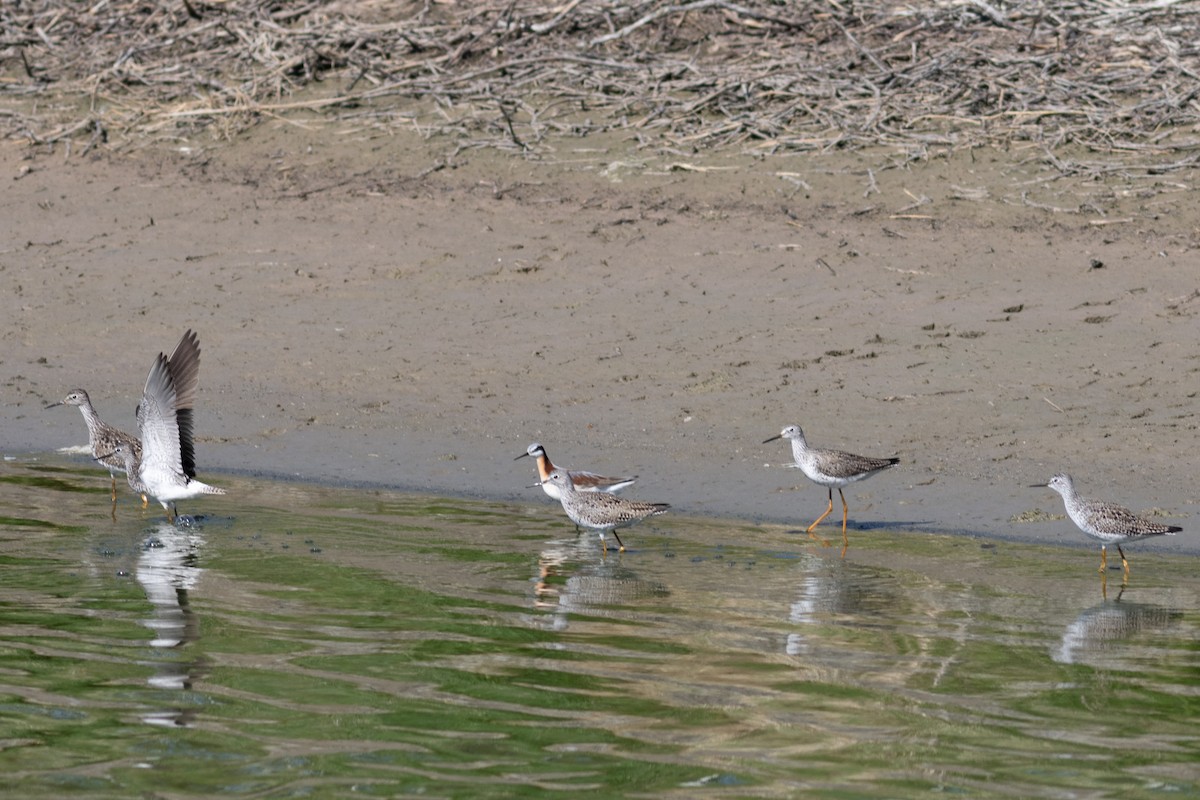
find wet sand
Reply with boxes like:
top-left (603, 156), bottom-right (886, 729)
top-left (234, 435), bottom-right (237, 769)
top-left (2, 126), bottom-right (1196, 552)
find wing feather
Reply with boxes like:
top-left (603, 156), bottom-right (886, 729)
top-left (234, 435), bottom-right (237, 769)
top-left (138, 352), bottom-right (183, 481)
top-left (814, 449), bottom-right (899, 480)
top-left (166, 330), bottom-right (201, 478)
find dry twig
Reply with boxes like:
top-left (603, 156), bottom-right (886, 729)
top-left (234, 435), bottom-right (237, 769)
top-left (0, 0), bottom-right (1196, 177)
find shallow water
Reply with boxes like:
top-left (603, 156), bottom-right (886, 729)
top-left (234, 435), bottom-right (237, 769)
top-left (1, 455), bottom-right (1197, 798)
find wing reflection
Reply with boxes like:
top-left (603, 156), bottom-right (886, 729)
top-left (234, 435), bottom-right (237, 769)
top-left (136, 521), bottom-right (207, 726)
top-left (1053, 595), bottom-right (1182, 665)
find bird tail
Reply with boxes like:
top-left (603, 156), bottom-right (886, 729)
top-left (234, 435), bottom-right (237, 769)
top-left (193, 481), bottom-right (227, 496)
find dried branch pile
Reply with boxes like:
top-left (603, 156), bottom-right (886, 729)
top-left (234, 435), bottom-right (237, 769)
top-left (3, 0), bottom-right (1199, 173)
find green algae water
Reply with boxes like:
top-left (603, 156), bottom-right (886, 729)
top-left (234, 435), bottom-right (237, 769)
top-left (1, 455), bottom-right (1197, 798)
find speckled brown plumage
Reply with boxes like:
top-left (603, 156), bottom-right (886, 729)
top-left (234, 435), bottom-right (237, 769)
top-left (1041, 472), bottom-right (1182, 577)
top-left (764, 424), bottom-right (899, 546)
top-left (47, 388), bottom-right (144, 504)
top-left (543, 469), bottom-right (668, 553)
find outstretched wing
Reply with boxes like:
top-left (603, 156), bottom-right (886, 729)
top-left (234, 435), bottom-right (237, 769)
top-left (165, 330), bottom-right (201, 479)
top-left (138, 351), bottom-right (183, 482)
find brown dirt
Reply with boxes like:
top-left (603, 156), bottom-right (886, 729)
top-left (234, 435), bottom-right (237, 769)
top-left (2, 121), bottom-right (1197, 551)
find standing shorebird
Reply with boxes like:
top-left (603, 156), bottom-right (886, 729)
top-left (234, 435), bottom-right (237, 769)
top-left (46, 388), bottom-right (147, 508)
top-left (99, 330), bottom-right (225, 522)
top-left (1035, 473), bottom-right (1181, 579)
top-left (516, 442), bottom-right (637, 500)
top-left (541, 470), bottom-right (668, 553)
top-left (764, 425), bottom-right (899, 547)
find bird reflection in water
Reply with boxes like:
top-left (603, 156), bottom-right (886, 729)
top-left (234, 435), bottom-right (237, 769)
top-left (785, 562), bottom-right (900, 657)
top-left (530, 533), bottom-right (668, 631)
top-left (136, 520), bottom-right (208, 727)
top-left (1053, 589), bottom-right (1182, 666)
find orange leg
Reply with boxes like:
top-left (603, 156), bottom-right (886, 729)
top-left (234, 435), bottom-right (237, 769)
top-left (805, 490), bottom-right (834, 546)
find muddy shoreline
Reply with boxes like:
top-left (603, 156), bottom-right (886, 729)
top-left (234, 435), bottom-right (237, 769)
top-left (2, 128), bottom-right (1196, 553)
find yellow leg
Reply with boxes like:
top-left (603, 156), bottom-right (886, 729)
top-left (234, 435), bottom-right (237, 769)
top-left (1099, 546), bottom-right (1107, 574)
top-left (838, 488), bottom-right (850, 548)
top-left (1118, 545), bottom-right (1130, 581)
top-left (1100, 569), bottom-right (1108, 600)
top-left (805, 491), bottom-right (834, 546)
top-left (141, 494), bottom-right (148, 509)
top-left (110, 475), bottom-right (118, 502)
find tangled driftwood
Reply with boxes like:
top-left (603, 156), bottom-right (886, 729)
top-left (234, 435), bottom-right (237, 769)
top-left (3, 1), bottom-right (1199, 174)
